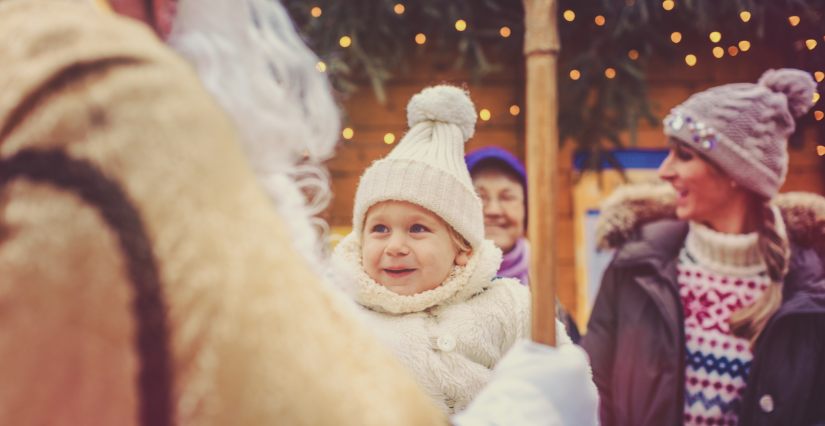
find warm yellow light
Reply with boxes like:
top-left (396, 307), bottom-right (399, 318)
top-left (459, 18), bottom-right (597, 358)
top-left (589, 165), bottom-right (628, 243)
top-left (455, 20), bottom-right (467, 31)
top-left (685, 54), bottom-right (697, 66)
top-left (342, 127), bottom-right (354, 139)
top-left (662, 0), bottom-right (674, 11)
top-left (500, 27), bottom-right (511, 37)
top-left (605, 68), bottom-right (616, 78)
top-left (563, 10), bottom-right (575, 21)
top-left (340, 36), bottom-right (352, 47)
top-left (709, 32), bottom-right (721, 43)
top-left (315, 61), bottom-right (326, 72)
top-left (384, 133), bottom-right (396, 144)
top-left (728, 46), bottom-right (739, 56)
top-left (570, 69), bottom-right (581, 80)
top-left (806, 39), bottom-right (817, 50)
top-left (625, 0), bottom-right (634, 5)
top-left (740, 11), bottom-right (751, 22)
top-left (595, 15), bottom-right (605, 25)
top-left (816, 71), bottom-right (824, 82)
top-left (713, 47), bottom-right (724, 58)
top-left (415, 33), bottom-right (426, 44)
top-left (394, 4), bottom-right (404, 14)
top-left (311, 7), bottom-right (322, 17)
top-left (671, 32), bottom-right (682, 43)
top-left (479, 109), bottom-right (491, 121)
top-left (789, 16), bottom-right (800, 26)
top-left (739, 40), bottom-right (750, 51)
top-left (814, 93), bottom-right (820, 103)
top-left (818, 145), bottom-right (825, 156)
top-left (629, 50), bottom-right (639, 60)
top-left (816, 111), bottom-right (824, 121)
top-left (510, 105), bottom-right (520, 116)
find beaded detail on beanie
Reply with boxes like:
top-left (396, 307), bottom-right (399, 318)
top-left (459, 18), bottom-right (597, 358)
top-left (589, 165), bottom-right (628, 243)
top-left (663, 68), bottom-right (817, 200)
top-left (352, 85), bottom-right (484, 249)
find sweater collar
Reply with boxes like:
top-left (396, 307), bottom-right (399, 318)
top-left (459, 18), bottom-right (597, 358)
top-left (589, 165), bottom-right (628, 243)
top-left (332, 232), bottom-right (503, 314)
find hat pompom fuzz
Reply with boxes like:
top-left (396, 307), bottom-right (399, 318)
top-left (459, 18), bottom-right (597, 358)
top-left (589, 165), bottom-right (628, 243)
top-left (758, 68), bottom-right (818, 118)
top-left (406, 85), bottom-right (477, 141)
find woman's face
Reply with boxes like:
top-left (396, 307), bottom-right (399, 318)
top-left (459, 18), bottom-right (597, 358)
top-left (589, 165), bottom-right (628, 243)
top-left (658, 139), bottom-right (741, 224)
top-left (472, 169), bottom-right (525, 254)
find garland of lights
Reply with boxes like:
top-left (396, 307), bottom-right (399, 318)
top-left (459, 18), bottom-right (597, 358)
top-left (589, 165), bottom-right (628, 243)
top-left (284, 0), bottom-right (825, 167)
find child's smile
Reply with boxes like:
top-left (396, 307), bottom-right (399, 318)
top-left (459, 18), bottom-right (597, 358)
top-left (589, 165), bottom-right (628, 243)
top-left (362, 201), bottom-right (469, 296)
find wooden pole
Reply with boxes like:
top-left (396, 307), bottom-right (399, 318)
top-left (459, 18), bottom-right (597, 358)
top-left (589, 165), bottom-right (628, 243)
top-left (524, 0), bottom-right (560, 346)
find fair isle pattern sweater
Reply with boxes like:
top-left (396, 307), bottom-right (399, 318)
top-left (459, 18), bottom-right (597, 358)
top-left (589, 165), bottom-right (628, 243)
top-left (678, 222), bottom-right (772, 426)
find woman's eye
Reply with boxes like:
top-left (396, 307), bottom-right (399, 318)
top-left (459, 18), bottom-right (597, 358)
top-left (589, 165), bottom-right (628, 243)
top-left (371, 224), bottom-right (389, 233)
top-left (410, 224), bottom-right (429, 233)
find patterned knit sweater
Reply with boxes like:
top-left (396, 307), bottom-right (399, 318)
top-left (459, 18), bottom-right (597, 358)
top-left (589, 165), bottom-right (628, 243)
top-left (678, 222), bottom-right (772, 426)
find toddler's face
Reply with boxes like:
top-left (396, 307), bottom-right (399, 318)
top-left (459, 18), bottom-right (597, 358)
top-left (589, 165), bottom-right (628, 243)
top-left (362, 201), bottom-right (469, 296)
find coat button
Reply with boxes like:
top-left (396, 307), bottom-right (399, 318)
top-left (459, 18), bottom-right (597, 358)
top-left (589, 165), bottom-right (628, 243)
top-left (454, 399), bottom-right (470, 412)
top-left (759, 394), bottom-right (774, 413)
top-left (437, 333), bottom-right (456, 352)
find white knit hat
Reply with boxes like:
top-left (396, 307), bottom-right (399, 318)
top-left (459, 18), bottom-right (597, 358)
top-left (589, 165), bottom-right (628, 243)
top-left (352, 85), bottom-right (484, 249)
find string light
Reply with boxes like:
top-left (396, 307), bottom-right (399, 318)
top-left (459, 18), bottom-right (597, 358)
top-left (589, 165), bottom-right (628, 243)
top-left (340, 36), bottom-right (352, 47)
top-left (479, 109), bottom-right (491, 121)
top-left (806, 39), bottom-right (817, 50)
top-left (740, 11), bottom-right (751, 22)
top-left (629, 50), bottom-right (639, 59)
top-left (662, 0), bottom-right (674, 11)
top-left (605, 68), bottom-right (616, 78)
top-left (510, 105), bottom-right (520, 116)
top-left (709, 32), bottom-right (721, 43)
top-left (455, 20), bottom-right (467, 31)
top-left (500, 27), bottom-right (511, 37)
top-left (728, 46), bottom-right (739, 56)
top-left (595, 15), bottom-right (605, 26)
top-left (415, 33), bottom-right (426, 44)
top-left (394, 4), bottom-right (404, 14)
top-left (815, 111), bottom-right (824, 121)
top-left (671, 32), bottom-right (682, 43)
top-left (713, 47), bottom-right (724, 58)
top-left (315, 61), bottom-right (326, 72)
top-left (570, 70), bottom-right (581, 80)
top-left (384, 133), bottom-right (396, 144)
top-left (685, 54), bottom-right (697, 66)
top-left (818, 145), bottom-right (825, 156)
top-left (311, 6), bottom-right (322, 17)
top-left (739, 41), bottom-right (750, 51)
top-left (342, 128), bottom-right (354, 139)
top-left (789, 16), bottom-right (800, 26)
top-left (814, 93), bottom-right (820, 103)
top-left (563, 10), bottom-right (575, 21)
top-left (815, 71), bottom-right (824, 82)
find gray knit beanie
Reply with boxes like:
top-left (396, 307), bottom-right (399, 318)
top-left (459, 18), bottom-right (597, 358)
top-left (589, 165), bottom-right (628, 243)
top-left (663, 68), bottom-right (817, 200)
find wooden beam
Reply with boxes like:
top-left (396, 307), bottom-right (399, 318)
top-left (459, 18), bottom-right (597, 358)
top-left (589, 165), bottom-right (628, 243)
top-left (523, 0), bottom-right (560, 346)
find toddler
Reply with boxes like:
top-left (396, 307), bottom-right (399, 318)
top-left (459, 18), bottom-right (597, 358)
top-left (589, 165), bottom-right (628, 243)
top-left (333, 85), bottom-right (571, 414)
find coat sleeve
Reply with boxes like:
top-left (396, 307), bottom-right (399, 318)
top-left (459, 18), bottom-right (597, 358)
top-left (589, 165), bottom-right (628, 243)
top-left (581, 262), bottom-right (622, 426)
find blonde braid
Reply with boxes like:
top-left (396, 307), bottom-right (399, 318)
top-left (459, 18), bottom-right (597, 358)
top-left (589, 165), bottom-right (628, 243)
top-left (729, 200), bottom-right (789, 347)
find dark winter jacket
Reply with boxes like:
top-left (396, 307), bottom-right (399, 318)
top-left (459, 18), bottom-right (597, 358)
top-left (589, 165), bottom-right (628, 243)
top-left (582, 184), bottom-right (825, 426)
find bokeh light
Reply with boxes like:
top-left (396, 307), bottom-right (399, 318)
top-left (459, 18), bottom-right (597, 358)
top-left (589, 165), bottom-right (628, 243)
top-left (570, 70), bottom-right (581, 80)
top-left (510, 105), bottom-right (520, 116)
top-left (728, 46), bottom-right (739, 56)
top-left (740, 11), bottom-right (751, 22)
top-left (685, 54), bottom-right (697, 66)
top-left (479, 109), bottom-right (491, 121)
top-left (315, 61), bottom-right (326, 72)
top-left (384, 133), bottom-right (396, 144)
top-left (605, 68), bottom-right (616, 78)
top-left (713, 47), bottom-right (724, 58)
top-left (815, 71), bottom-right (824, 82)
top-left (739, 41), bottom-right (750, 51)
top-left (662, 0), bottom-right (674, 11)
top-left (709, 32), bottom-right (721, 43)
top-left (595, 15), bottom-right (605, 26)
top-left (342, 128), bottom-right (354, 139)
top-left (394, 4), bottom-right (404, 14)
top-left (455, 20), bottom-right (467, 31)
top-left (806, 39), bottom-right (817, 50)
top-left (311, 7), bottom-right (322, 17)
top-left (789, 16), bottom-right (800, 26)
top-left (415, 33), bottom-right (426, 44)
top-left (629, 50), bottom-right (639, 59)
top-left (564, 10), bottom-right (575, 21)
top-left (671, 32), bottom-right (682, 43)
top-left (340, 36), bottom-right (352, 47)
top-left (500, 27), bottom-right (511, 37)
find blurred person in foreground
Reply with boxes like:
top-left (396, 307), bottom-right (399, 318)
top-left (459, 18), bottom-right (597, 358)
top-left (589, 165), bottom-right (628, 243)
top-left (0, 0), bottom-right (597, 425)
top-left (466, 147), bottom-right (581, 343)
top-left (583, 69), bottom-right (825, 426)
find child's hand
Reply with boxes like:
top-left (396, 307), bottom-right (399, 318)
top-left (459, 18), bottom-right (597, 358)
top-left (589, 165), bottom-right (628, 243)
top-left (451, 340), bottom-right (599, 426)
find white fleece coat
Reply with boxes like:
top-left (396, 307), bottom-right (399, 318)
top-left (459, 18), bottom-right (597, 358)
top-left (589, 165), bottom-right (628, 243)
top-left (333, 233), bottom-right (572, 414)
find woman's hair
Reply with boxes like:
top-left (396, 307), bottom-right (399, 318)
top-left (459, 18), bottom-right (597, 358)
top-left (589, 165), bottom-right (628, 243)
top-left (448, 225), bottom-right (472, 256)
top-left (729, 199), bottom-right (789, 347)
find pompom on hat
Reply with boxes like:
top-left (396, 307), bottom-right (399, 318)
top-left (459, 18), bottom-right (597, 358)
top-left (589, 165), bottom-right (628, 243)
top-left (663, 68), bottom-right (817, 200)
top-left (352, 85), bottom-right (484, 249)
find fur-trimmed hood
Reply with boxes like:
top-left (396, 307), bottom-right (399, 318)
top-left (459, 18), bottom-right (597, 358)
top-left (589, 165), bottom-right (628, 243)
top-left (596, 183), bottom-right (825, 257)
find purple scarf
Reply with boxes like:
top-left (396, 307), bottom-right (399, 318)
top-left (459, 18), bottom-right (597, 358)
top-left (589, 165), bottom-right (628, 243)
top-left (498, 237), bottom-right (530, 286)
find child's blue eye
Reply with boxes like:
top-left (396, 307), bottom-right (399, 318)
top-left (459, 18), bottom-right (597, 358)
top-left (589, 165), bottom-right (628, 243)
top-left (372, 224), bottom-right (389, 233)
top-left (410, 224), bottom-right (429, 233)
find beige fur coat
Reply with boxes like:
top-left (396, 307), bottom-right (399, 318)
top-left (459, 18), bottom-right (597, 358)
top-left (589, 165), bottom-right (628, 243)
top-left (0, 1), bottom-right (445, 425)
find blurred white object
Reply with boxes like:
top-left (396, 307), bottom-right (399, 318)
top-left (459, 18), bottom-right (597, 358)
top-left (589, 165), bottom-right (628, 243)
top-left (452, 339), bottom-right (599, 426)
